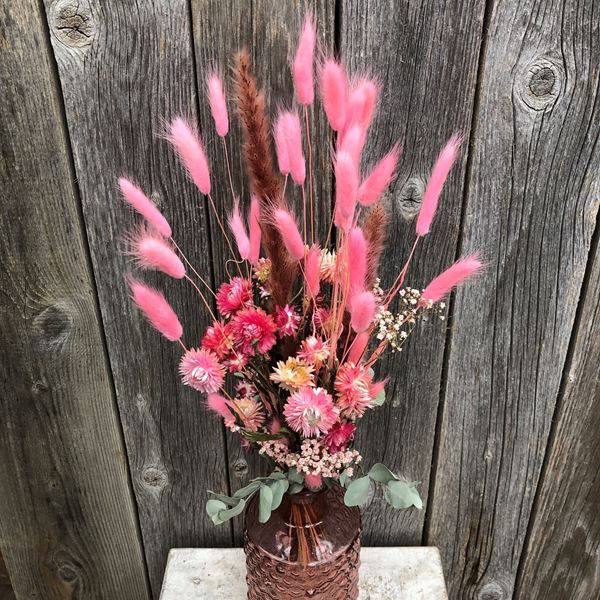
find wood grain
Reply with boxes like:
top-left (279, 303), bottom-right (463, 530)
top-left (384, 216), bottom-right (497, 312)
top-left (338, 0), bottom-right (487, 545)
top-left (426, 0), bottom-right (600, 597)
top-left (516, 218), bottom-right (600, 595)
top-left (0, 552), bottom-right (15, 600)
top-left (42, 0), bottom-right (231, 595)
top-left (0, 2), bottom-right (149, 598)
top-left (189, 0), bottom-right (335, 542)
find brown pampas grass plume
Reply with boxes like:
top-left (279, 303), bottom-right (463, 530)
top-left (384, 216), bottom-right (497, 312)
top-left (363, 203), bottom-right (389, 288)
top-left (233, 49), bottom-right (296, 305)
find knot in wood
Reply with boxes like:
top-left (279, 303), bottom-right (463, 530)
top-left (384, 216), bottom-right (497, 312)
top-left (517, 57), bottom-right (563, 111)
top-left (47, 548), bottom-right (81, 585)
top-left (397, 176), bottom-right (425, 220)
top-left (232, 458), bottom-right (249, 478)
top-left (477, 581), bottom-right (507, 600)
top-left (51, 0), bottom-right (95, 48)
top-left (31, 379), bottom-right (49, 395)
top-left (142, 466), bottom-right (168, 489)
top-left (33, 302), bottom-right (74, 347)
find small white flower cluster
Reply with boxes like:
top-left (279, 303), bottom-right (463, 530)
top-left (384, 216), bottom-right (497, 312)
top-left (258, 439), bottom-right (361, 479)
top-left (374, 286), bottom-right (423, 352)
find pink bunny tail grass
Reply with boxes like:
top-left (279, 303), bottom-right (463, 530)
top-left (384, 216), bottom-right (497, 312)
top-left (129, 228), bottom-right (186, 279)
top-left (167, 117), bottom-right (211, 196)
top-left (334, 150), bottom-right (359, 231)
top-left (293, 13), bottom-right (316, 105)
top-left (304, 473), bottom-right (323, 491)
top-left (228, 197), bottom-right (251, 260)
top-left (128, 277), bottom-right (183, 341)
top-left (248, 195), bottom-right (261, 264)
top-left (350, 290), bottom-right (376, 333)
top-left (339, 124), bottom-right (366, 168)
top-left (348, 330), bottom-right (370, 364)
top-left (206, 72), bottom-right (229, 137)
top-left (273, 112), bottom-right (291, 175)
top-left (280, 110), bottom-right (306, 185)
top-left (422, 254), bottom-right (482, 303)
top-left (345, 78), bottom-right (380, 133)
top-left (359, 143), bottom-right (401, 206)
top-left (273, 208), bottom-right (305, 261)
top-left (346, 226), bottom-right (368, 299)
top-left (207, 393), bottom-right (235, 422)
top-left (416, 133), bottom-right (461, 237)
top-left (321, 59), bottom-right (348, 131)
top-left (304, 245), bottom-right (321, 297)
top-left (269, 417), bottom-right (282, 434)
top-left (369, 378), bottom-right (388, 398)
top-left (118, 178), bottom-right (172, 238)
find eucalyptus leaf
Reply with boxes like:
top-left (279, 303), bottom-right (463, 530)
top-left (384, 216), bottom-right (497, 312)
top-left (373, 389), bottom-right (386, 406)
top-left (233, 481), bottom-right (261, 499)
top-left (287, 468), bottom-right (304, 485)
top-left (339, 471), bottom-right (349, 488)
top-left (216, 498), bottom-right (246, 522)
top-left (289, 482), bottom-right (304, 494)
top-left (268, 472), bottom-right (287, 481)
top-left (208, 492), bottom-right (242, 507)
top-left (206, 498), bottom-right (227, 518)
top-left (269, 479), bottom-right (289, 511)
top-left (259, 484), bottom-right (274, 523)
top-left (344, 476), bottom-right (371, 507)
top-left (368, 463), bottom-right (398, 484)
top-left (385, 480), bottom-right (422, 510)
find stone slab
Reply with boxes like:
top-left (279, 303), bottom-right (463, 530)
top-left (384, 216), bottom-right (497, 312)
top-left (160, 547), bottom-right (448, 599)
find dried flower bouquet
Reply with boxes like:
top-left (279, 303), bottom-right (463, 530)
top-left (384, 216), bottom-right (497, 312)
top-left (116, 14), bottom-right (481, 525)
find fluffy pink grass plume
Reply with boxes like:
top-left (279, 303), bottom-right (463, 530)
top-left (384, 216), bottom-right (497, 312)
top-left (248, 195), bottom-right (261, 264)
top-left (168, 117), bottom-right (211, 195)
top-left (206, 72), bottom-right (229, 137)
top-left (304, 245), bottom-right (321, 297)
top-left (130, 229), bottom-right (185, 279)
top-left (359, 144), bottom-right (400, 206)
top-left (345, 78), bottom-right (379, 132)
top-left (348, 331), bottom-right (369, 364)
top-left (207, 393), bottom-right (234, 422)
top-left (278, 110), bottom-right (305, 185)
top-left (293, 14), bottom-right (316, 105)
top-left (340, 124), bottom-right (366, 167)
top-left (416, 134), bottom-right (461, 236)
top-left (273, 114), bottom-right (290, 176)
top-left (321, 59), bottom-right (348, 131)
top-left (346, 227), bottom-right (368, 300)
top-left (284, 387), bottom-right (339, 437)
top-left (228, 198), bottom-right (250, 260)
top-left (180, 348), bottom-right (225, 393)
top-left (334, 150), bottom-right (359, 231)
top-left (369, 378), bottom-right (387, 400)
top-left (304, 473), bottom-right (323, 490)
top-left (128, 278), bottom-right (182, 341)
top-left (422, 254), bottom-right (482, 303)
top-left (273, 208), bottom-right (305, 260)
top-left (350, 290), bottom-right (376, 333)
top-left (118, 178), bottom-right (172, 238)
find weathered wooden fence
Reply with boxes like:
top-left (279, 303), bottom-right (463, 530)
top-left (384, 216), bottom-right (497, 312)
top-left (0, 1), bottom-right (598, 598)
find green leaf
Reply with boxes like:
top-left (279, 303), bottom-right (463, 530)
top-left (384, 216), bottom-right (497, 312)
top-left (216, 498), bottom-right (246, 522)
top-left (208, 491), bottom-right (242, 507)
top-left (206, 499), bottom-right (227, 518)
top-left (339, 471), bottom-right (349, 488)
top-left (259, 484), bottom-right (274, 523)
top-left (288, 482), bottom-right (303, 494)
top-left (373, 388), bottom-right (386, 406)
top-left (287, 468), bottom-right (304, 484)
top-left (233, 481), bottom-right (261, 499)
top-left (385, 480), bottom-right (422, 510)
top-left (268, 471), bottom-right (287, 481)
top-left (269, 479), bottom-right (289, 511)
top-left (344, 476), bottom-right (372, 507)
top-left (368, 463), bottom-right (398, 484)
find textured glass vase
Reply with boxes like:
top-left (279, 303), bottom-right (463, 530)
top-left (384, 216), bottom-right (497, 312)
top-left (244, 483), bottom-right (361, 599)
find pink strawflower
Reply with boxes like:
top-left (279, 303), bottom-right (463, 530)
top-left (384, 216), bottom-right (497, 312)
top-left (321, 59), bottom-right (348, 131)
top-left (334, 150), bottom-right (358, 231)
top-left (179, 348), bottom-right (225, 393)
top-left (231, 307), bottom-right (277, 355)
top-left (118, 178), bottom-right (172, 238)
top-left (274, 304), bottom-right (301, 337)
top-left (298, 336), bottom-right (330, 369)
top-left (167, 117), bottom-right (211, 196)
top-left (421, 255), bottom-right (482, 303)
top-left (201, 321), bottom-right (234, 359)
top-left (273, 208), bottom-right (305, 260)
top-left (324, 422), bottom-right (356, 452)
top-left (207, 393), bottom-right (235, 425)
top-left (223, 351), bottom-right (248, 373)
top-left (206, 72), bottom-right (229, 137)
top-left (416, 134), bottom-right (461, 237)
top-left (248, 195), bottom-right (261, 265)
top-left (314, 306), bottom-right (332, 333)
top-left (235, 380), bottom-right (257, 398)
top-left (232, 397), bottom-right (265, 431)
top-left (128, 278), bottom-right (182, 342)
top-left (293, 14), bottom-right (316, 105)
top-left (284, 387), bottom-right (340, 437)
top-left (335, 362), bottom-right (374, 418)
top-left (128, 227), bottom-right (185, 279)
top-left (228, 197), bottom-right (251, 260)
top-left (359, 143), bottom-right (401, 206)
top-left (216, 277), bottom-right (253, 317)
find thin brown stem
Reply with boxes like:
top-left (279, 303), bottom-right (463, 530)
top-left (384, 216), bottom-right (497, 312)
top-left (304, 105), bottom-right (314, 244)
top-left (185, 275), bottom-right (217, 321)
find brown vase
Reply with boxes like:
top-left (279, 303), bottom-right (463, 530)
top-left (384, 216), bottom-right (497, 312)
top-left (244, 483), bottom-right (361, 599)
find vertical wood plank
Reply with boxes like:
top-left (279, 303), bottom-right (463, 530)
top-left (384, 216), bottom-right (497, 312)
top-left (43, 0), bottom-right (231, 595)
top-left (0, 2), bottom-right (149, 598)
top-left (189, 0), bottom-right (334, 542)
top-left (427, 0), bottom-right (600, 597)
top-left (0, 552), bottom-right (15, 600)
top-left (338, 0), bottom-right (487, 545)
top-left (516, 226), bottom-right (600, 595)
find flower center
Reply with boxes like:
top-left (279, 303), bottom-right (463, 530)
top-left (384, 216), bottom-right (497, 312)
top-left (302, 407), bottom-right (322, 425)
top-left (191, 366), bottom-right (208, 382)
